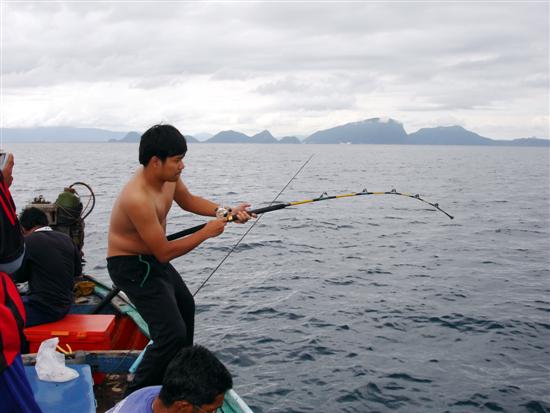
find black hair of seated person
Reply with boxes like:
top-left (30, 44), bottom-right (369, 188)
top-left (19, 207), bottom-right (48, 231)
top-left (159, 345), bottom-right (233, 407)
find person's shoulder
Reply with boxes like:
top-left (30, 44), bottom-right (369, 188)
top-left (25, 231), bottom-right (44, 243)
top-left (24, 230), bottom-right (52, 249)
top-left (131, 385), bottom-right (162, 397)
top-left (120, 178), bottom-right (151, 207)
top-left (29, 230), bottom-right (74, 249)
top-left (106, 386), bottom-right (161, 413)
top-left (46, 229), bottom-right (75, 244)
top-left (34, 229), bottom-right (66, 241)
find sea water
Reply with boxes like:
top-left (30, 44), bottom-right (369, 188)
top-left (7, 142), bottom-right (550, 413)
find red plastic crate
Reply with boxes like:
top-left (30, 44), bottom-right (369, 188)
top-left (24, 314), bottom-right (116, 353)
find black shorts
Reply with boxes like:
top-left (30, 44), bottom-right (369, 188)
top-left (107, 255), bottom-right (195, 391)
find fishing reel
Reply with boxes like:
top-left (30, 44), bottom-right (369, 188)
top-left (215, 206), bottom-right (232, 220)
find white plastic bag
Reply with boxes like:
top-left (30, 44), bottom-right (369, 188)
top-left (35, 337), bottom-right (79, 382)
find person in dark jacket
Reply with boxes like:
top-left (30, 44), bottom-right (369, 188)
top-left (13, 207), bottom-right (82, 327)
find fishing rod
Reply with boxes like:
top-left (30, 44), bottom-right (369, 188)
top-left (167, 188), bottom-right (453, 242)
top-left (263, 188), bottom-right (454, 219)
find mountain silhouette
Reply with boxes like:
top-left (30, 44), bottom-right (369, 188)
top-left (2, 121), bottom-right (548, 146)
top-left (304, 118), bottom-right (408, 144)
top-left (206, 130), bottom-right (251, 143)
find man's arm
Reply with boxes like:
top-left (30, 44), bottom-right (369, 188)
top-left (174, 179), bottom-right (254, 222)
top-left (126, 191), bottom-right (226, 263)
top-left (174, 179), bottom-right (218, 216)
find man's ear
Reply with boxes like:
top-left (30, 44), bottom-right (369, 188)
top-left (150, 156), bottom-right (161, 168)
top-left (171, 400), bottom-right (193, 413)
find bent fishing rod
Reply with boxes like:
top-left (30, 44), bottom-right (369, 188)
top-left (94, 161), bottom-right (453, 308)
top-left (167, 188), bottom-right (453, 242)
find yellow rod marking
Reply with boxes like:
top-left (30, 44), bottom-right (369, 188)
top-left (286, 192), bottom-right (424, 206)
top-left (290, 200), bottom-right (315, 205)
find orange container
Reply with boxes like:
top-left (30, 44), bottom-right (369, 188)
top-left (24, 314), bottom-right (116, 353)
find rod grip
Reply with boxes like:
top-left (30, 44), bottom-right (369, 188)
top-left (167, 223), bottom-right (207, 240)
top-left (248, 203), bottom-right (288, 215)
top-left (166, 203), bottom-right (288, 240)
top-left (227, 203), bottom-right (287, 222)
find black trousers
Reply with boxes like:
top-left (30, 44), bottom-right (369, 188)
top-left (107, 255), bottom-right (195, 395)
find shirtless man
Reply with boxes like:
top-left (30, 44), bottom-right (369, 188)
top-left (107, 124), bottom-right (252, 395)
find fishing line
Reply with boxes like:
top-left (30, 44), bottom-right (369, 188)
top-left (192, 154), bottom-right (314, 297)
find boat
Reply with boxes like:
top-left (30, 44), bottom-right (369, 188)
top-left (20, 184), bottom-right (254, 413)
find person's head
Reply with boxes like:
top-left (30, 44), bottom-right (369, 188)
top-left (139, 124), bottom-right (187, 181)
top-left (139, 124), bottom-right (188, 166)
top-left (19, 207), bottom-right (48, 234)
top-left (157, 345), bottom-right (233, 413)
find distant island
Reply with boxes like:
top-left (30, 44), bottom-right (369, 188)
top-left (2, 118), bottom-right (548, 146)
top-left (301, 118), bottom-right (549, 146)
top-left (204, 129), bottom-right (301, 144)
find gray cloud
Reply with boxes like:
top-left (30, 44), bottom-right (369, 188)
top-left (2, 2), bottom-right (548, 138)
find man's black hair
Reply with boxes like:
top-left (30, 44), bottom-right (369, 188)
top-left (159, 345), bottom-right (233, 407)
top-left (139, 124), bottom-right (188, 166)
top-left (19, 207), bottom-right (48, 231)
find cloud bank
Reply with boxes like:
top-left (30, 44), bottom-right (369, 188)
top-left (2, 2), bottom-right (548, 139)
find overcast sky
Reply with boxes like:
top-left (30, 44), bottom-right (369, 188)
top-left (1, 1), bottom-right (548, 139)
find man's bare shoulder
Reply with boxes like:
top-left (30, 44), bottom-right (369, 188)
top-left (117, 174), bottom-right (152, 209)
